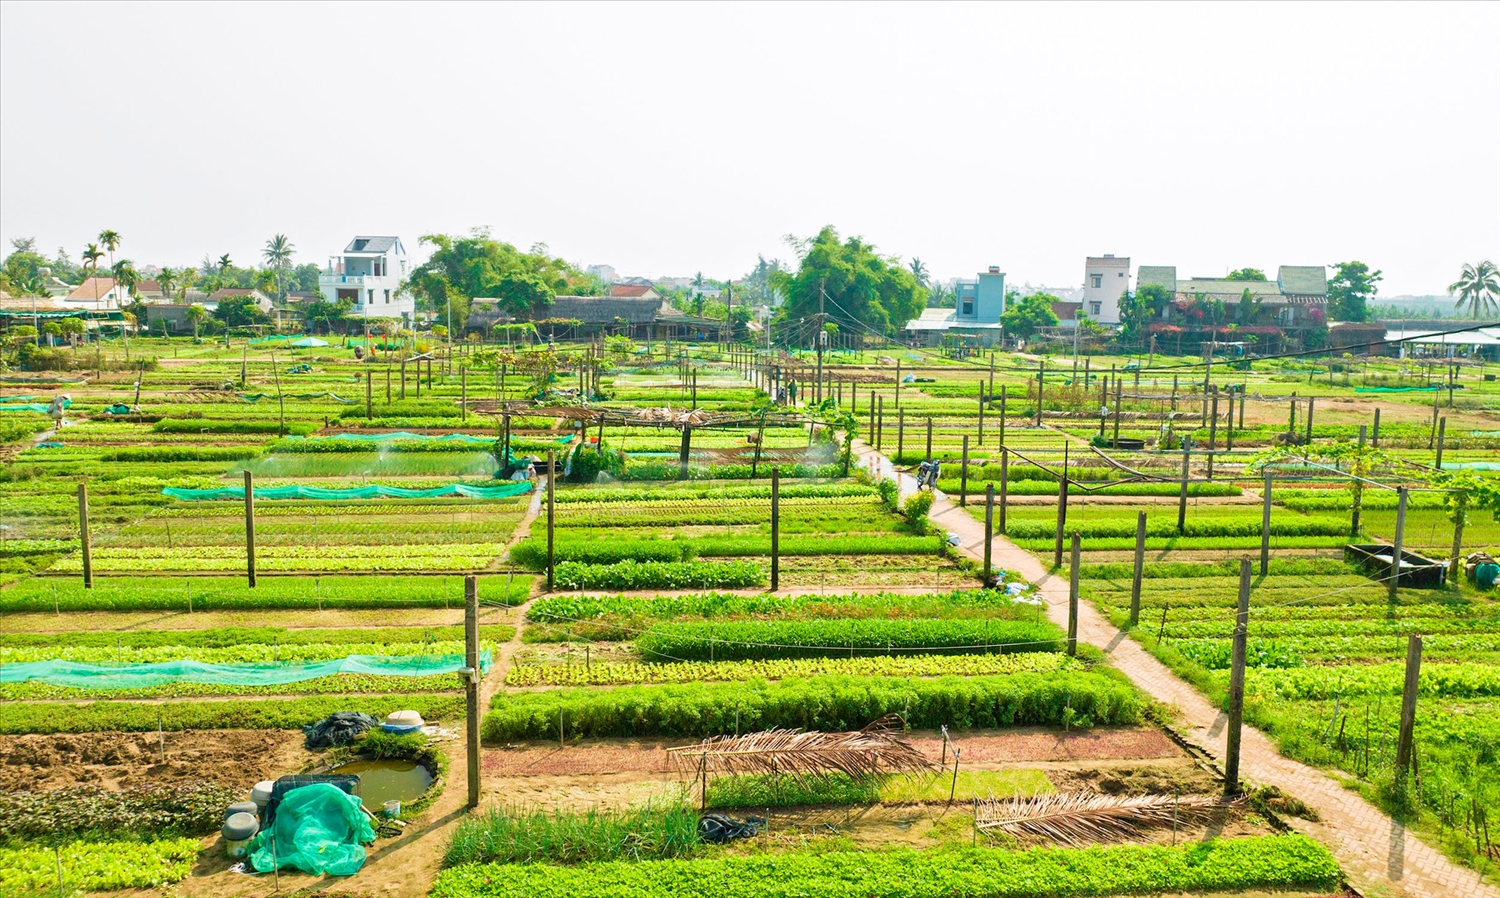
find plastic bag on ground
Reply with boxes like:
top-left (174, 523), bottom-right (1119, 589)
top-left (248, 783), bottom-right (375, 876)
top-left (303, 712), bottom-right (380, 749)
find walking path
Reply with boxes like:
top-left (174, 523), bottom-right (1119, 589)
top-left (853, 439), bottom-right (1497, 898)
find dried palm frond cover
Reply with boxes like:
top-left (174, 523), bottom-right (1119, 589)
top-left (976, 793), bottom-right (1237, 845)
top-left (666, 715), bottom-right (932, 783)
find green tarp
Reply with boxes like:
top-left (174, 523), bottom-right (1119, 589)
top-left (0, 404), bottom-right (51, 413)
top-left (0, 395), bottom-right (38, 403)
top-left (0, 651), bottom-right (490, 689)
top-left (249, 784), bottom-right (375, 876)
top-left (162, 482), bottom-right (533, 501)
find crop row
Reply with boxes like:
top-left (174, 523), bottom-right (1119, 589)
top-left (483, 671), bottom-right (1142, 739)
top-left (430, 836), bottom-right (1341, 898)
top-left (527, 587), bottom-right (1027, 625)
top-left (0, 693), bottom-right (466, 734)
top-left (48, 543), bottom-right (507, 573)
top-left (0, 839), bottom-right (201, 893)
top-left (504, 651), bottom-right (1075, 687)
top-left (2, 639), bottom-right (487, 664)
top-left (552, 560), bottom-right (764, 591)
top-left (512, 534), bottom-right (939, 569)
top-left (635, 618), bottom-right (1063, 661)
top-left (2, 671), bottom-right (467, 701)
top-left (1004, 514), bottom-right (1349, 540)
top-left (553, 482), bottom-right (877, 504)
top-left (0, 574), bottom-right (533, 612)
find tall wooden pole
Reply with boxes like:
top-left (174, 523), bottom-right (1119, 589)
top-left (1351, 425), bottom-right (1366, 537)
top-left (243, 470), bottom-right (256, 588)
top-left (983, 484), bottom-right (994, 583)
top-left (77, 483), bottom-right (93, 589)
top-left (1435, 416), bottom-right (1447, 470)
top-left (1224, 558), bottom-right (1251, 797)
top-left (1054, 472), bottom-right (1069, 569)
top-left (999, 393), bottom-right (1007, 447)
top-left (998, 448), bottom-right (1009, 534)
top-left (770, 468), bottom-right (781, 591)
top-left (1130, 511), bottom-right (1146, 626)
top-left (546, 450), bottom-right (556, 592)
top-left (1067, 533), bottom-right (1080, 657)
top-left (1260, 469), bottom-right (1272, 576)
top-left (1112, 375), bottom-right (1122, 446)
top-left (464, 574), bottom-right (481, 808)
top-left (960, 436), bottom-right (969, 507)
top-left (1395, 634), bottom-right (1423, 784)
top-left (1176, 448), bottom-right (1190, 535)
top-left (1389, 486), bottom-right (1408, 602)
top-left (925, 417), bottom-right (933, 463)
top-left (1372, 408), bottom-right (1381, 447)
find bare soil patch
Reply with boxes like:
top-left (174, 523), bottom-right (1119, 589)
top-left (0, 728), bottom-right (312, 791)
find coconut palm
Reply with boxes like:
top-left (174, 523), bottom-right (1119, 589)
top-left (1448, 261), bottom-right (1500, 320)
top-left (157, 268), bottom-right (178, 301)
top-left (218, 254), bottom-right (233, 277)
top-left (186, 303), bottom-right (207, 339)
top-left (81, 243), bottom-right (105, 309)
top-left (99, 230), bottom-right (122, 288)
top-left (909, 257), bottom-right (929, 288)
top-left (263, 234), bottom-right (294, 300)
top-left (112, 259), bottom-right (140, 301)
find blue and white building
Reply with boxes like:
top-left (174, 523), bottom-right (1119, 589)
top-left (319, 236), bottom-right (412, 324)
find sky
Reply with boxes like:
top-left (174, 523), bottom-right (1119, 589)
top-left (2, 1), bottom-right (1497, 296)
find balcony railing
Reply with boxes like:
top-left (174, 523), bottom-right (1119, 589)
top-left (320, 273), bottom-right (377, 285)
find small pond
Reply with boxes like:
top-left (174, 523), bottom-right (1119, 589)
top-left (333, 759), bottom-right (433, 809)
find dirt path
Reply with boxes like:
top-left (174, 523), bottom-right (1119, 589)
top-left (852, 438), bottom-right (1498, 898)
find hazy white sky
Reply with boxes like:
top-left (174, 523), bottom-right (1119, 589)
top-left (2, 1), bottom-right (1496, 295)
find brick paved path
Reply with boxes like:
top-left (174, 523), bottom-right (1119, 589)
top-left (853, 441), bottom-right (1497, 898)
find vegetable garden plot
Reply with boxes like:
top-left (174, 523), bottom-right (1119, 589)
top-left (505, 651), bottom-right (1077, 687)
top-left (0, 574), bottom-right (532, 612)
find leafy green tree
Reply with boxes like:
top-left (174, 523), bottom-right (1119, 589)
top-left (1225, 268), bottom-right (1267, 281)
top-left (186, 303), bottom-right (208, 338)
top-left (214, 295), bottom-right (270, 328)
top-left (57, 316), bottom-right (85, 348)
top-left (771, 226), bottom-right (925, 339)
top-left (2, 249), bottom-right (49, 289)
top-left (407, 231), bottom-right (583, 327)
top-left (1000, 293), bottom-right (1060, 339)
top-left (263, 234), bottom-right (295, 300)
top-left (1327, 261), bottom-right (1382, 322)
top-left (1119, 284), bottom-right (1172, 341)
top-left (1448, 260), bottom-right (1499, 319)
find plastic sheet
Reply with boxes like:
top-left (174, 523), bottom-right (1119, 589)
top-left (248, 783), bottom-right (375, 876)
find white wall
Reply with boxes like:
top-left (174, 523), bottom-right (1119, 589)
top-left (1082, 257), bottom-right (1131, 323)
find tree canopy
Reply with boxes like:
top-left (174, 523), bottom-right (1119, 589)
top-left (1448, 260), bottom-right (1499, 320)
top-left (1225, 268), bottom-right (1268, 281)
top-left (1001, 294), bottom-right (1060, 338)
top-left (406, 231), bottom-right (586, 329)
top-left (1327, 261), bottom-right (1382, 322)
top-left (771, 226), bottom-right (925, 341)
top-left (1118, 284), bottom-right (1173, 341)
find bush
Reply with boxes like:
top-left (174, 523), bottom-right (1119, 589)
top-left (635, 618), bottom-right (1063, 662)
top-left (902, 491), bottom-right (934, 534)
top-left (567, 446), bottom-right (626, 483)
top-left (430, 835), bottom-right (1342, 898)
top-left (483, 672), bottom-right (1143, 740)
top-left (551, 560), bottom-right (764, 591)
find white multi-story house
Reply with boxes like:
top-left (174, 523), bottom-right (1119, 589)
top-left (1082, 255), bottom-right (1132, 324)
top-left (319, 236), bottom-right (412, 323)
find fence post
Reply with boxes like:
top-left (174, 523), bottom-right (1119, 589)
top-left (877, 397), bottom-right (884, 453)
top-left (999, 392), bottom-right (1007, 447)
top-left (460, 365), bottom-right (467, 423)
top-left (464, 574), bottom-right (481, 808)
top-left (1372, 408), bottom-right (1380, 448)
top-left (960, 436), bottom-right (969, 507)
top-left (998, 447), bottom-right (1009, 534)
top-left (925, 417), bottom-right (933, 463)
top-left (244, 470), bottom-right (256, 588)
top-left (1112, 375), bottom-right (1122, 445)
top-left (983, 484), bottom-right (994, 582)
top-left (977, 384), bottom-right (985, 446)
top-left (1395, 634), bottom-right (1423, 784)
top-left (1352, 425), bottom-right (1366, 537)
top-left (1035, 362), bottom-right (1045, 426)
top-left (1305, 397), bottom-right (1314, 444)
top-left (898, 408), bottom-right (905, 461)
top-left (1208, 389), bottom-right (1218, 450)
top-left (546, 451), bottom-right (556, 591)
top-left (1260, 469), bottom-right (1272, 576)
top-left (77, 483), bottom-right (93, 589)
top-left (1225, 388), bottom-right (1234, 451)
top-left (895, 360), bottom-right (902, 407)
top-left (1224, 558), bottom-right (1251, 797)
top-left (1435, 416), bottom-right (1447, 470)
top-left (400, 358), bottom-right (407, 400)
top-left (771, 468), bottom-right (781, 591)
top-left (1130, 511), bottom-right (1146, 626)
top-left (1054, 473), bottom-right (1069, 569)
top-left (1390, 486), bottom-right (1408, 602)
top-left (678, 425), bottom-right (692, 480)
top-left (1067, 533), bottom-right (1080, 657)
top-left (1176, 448), bottom-right (1190, 535)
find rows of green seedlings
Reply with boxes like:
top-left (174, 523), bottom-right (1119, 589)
top-left (432, 833), bottom-right (1341, 898)
top-left (0, 573), bottom-right (533, 612)
top-left (1083, 561), bottom-right (1500, 875)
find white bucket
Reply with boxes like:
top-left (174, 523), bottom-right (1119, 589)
top-left (383, 799), bottom-right (402, 818)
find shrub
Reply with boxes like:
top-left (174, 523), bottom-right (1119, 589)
top-left (902, 490), bottom-right (934, 533)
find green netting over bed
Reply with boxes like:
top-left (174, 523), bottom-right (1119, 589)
top-left (240, 392), bottom-right (354, 403)
top-left (290, 431), bottom-right (574, 445)
top-left (0, 651), bottom-right (490, 689)
top-left (162, 482), bottom-right (532, 501)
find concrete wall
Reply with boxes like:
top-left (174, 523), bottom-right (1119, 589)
top-left (1083, 256), bottom-right (1130, 324)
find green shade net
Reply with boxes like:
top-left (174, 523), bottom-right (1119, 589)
top-left (0, 395), bottom-right (38, 402)
top-left (249, 783), bottom-right (376, 876)
top-left (0, 404), bottom-right (52, 413)
top-left (294, 431), bottom-right (495, 444)
top-left (1, 651), bottom-right (490, 689)
top-left (1354, 385), bottom-right (1441, 393)
top-left (161, 482), bottom-right (532, 500)
top-left (240, 392), bottom-right (353, 403)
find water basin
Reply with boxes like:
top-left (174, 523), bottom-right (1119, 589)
top-left (332, 759), bottom-right (433, 809)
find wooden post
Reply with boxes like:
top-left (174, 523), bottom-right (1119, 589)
top-left (1435, 416), bottom-right (1447, 470)
top-left (999, 392), bottom-right (1007, 446)
top-left (386, 364), bottom-right (391, 403)
top-left (1035, 362), bottom-right (1045, 426)
top-left (77, 483), bottom-right (92, 589)
top-left (1112, 375), bottom-right (1122, 446)
top-left (771, 468), bottom-right (781, 591)
top-left (460, 366), bottom-right (467, 423)
top-left (546, 451), bottom-right (556, 592)
top-left (400, 358), bottom-right (407, 400)
top-left (678, 426), bottom-right (692, 480)
top-left (960, 436), bottom-right (969, 507)
top-left (1067, 533), bottom-right (1080, 657)
top-left (895, 359), bottom-right (902, 407)
top-left (1177, 448), bottom-right (1190, 535)
top-left (1208, 390), bottom-right (1218, 450)
top-left (464, 575), bottom-right (481, 808)
top-left (898, 408), bottom-right (905, 460)
top-left (1260, 469), bottom-right (1272, 576)
top-left (1390, 486), bottom-right (1408, 602)
top-left (998, 448), bottom-right (1009, 534)
top-left (1352, 425), bottom-right (1366, 537)
top-left (983, 484), bottom-right (994, 583)
top-left (925, 417), bottom-right (933, 462)
top-left (1224, 558), bottom-right (1251, 797)
top-left (1395, 634), bottom-right (1422, 783)
top-left (1130, 511), bottom-right (1146, 626)
top-left (1054, 472), bottom-right (1069, 569)
top-left (1372, 408), bottom-right (1380, 447)
top-left (1304, 397), bottom-right (1314, 444)
top-left (365, 365), bottom-right (373, 418)
top-left (1225, 388), bottom-right (1234, 451)
top-left (243, 470), bottom-right (256, 588)
top-left (977, 384), bottom-right (984, 446)
top-left (877, 397), bottom-right (885, 453)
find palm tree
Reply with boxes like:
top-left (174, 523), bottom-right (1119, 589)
top-left (82, 243), bottom-right (105, 309)
top-left (1448, 261), bottom-right (1500, 320)
top-left (157, 268), bottom-right (178, 302)
top-left (99, 230), bottom-right (122, 292)
top-left (112, 259), bottom-right (140, 305)
top-left (909, 258), bottom-right (929, 288)
top-left (263, 234), bottom-right (294, 300)
top-left (186, 303), bottom-right (207, 339)
top-left (218, 254), bottom-right (233, 277)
